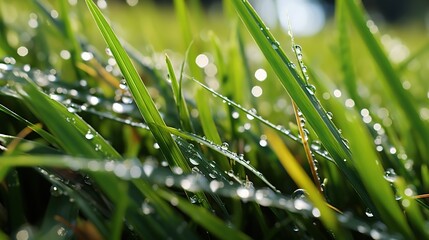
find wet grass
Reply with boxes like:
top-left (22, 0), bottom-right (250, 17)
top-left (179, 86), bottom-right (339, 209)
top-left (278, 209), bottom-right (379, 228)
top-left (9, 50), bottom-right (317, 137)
top-left (0, 0), bottom-right (429, 239)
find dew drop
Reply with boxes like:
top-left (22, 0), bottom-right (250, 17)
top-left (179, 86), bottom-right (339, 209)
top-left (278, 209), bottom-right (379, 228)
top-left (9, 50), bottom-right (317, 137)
top-left (305, 84), bottom-right (316, 95)
top-left (95, 144), bottom-right (102, 152)
top-left (293, 45), bottom-right (302, 54)
top-left (50, 185), bottom-right (62, 197)
top-left (189, 158), bottom-right (199, 166)
top-left (85, 130), bottom-right (94, 140)
top-left (383, 168), bottom-right (397, 183)
top-left (190, 195), bottom-right (198, 204)
top-left (365, 208), bottom-right (374, 218)
top-left (255, 189), bottom-right (274, 206)
top-left (292, 188), bottom-right (307, 199)
top-left (142, 201), bottom-right (154, 215)
top-left (312, 208), bottom-right (321, 218)
top-left (271, 41), bottom-right (280, 50)
top-left (119, 80), bottom-right (127, 90)
top-left (221, 142), bottom-right (229, 150)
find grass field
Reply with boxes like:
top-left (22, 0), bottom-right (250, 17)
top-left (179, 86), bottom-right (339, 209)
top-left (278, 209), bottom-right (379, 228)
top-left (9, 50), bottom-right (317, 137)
top-left (1, 0), bottom-right (429, 239)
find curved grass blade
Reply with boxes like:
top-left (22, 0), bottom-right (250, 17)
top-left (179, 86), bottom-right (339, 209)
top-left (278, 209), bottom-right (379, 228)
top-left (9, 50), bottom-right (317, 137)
top-left (230, 0), bottom-right (375, 213)
top-left (85, 0), bottom-right (191, 173)
top-left (154, 124), bottom-right (278, 191)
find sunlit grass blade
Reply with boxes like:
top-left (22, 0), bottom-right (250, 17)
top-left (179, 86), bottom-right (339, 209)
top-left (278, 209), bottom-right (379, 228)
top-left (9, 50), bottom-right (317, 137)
top-left (265, 128), bottom-right (348, 239)
top-left (343, 0), bottom-right (429, 159)
top-left (230, 0), bottom-right (375, 212)
top-left (84, 0), bottom-right (215, 215)
top-left (84, 0), bottom-right (191, 172)
top-left (194, 91), bottom-right (231, 171)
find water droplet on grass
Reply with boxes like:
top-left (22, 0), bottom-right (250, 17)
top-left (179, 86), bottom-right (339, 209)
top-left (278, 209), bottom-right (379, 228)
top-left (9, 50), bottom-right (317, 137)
top-left (365, 208), bottom-right (374, 218)
top-left (221, 142), bottom-right (229, 150)
top-left (305, 84), bottom-right (316, 95)
top-left (384, 168), bottom-right (397, 183)
top-left (142, 201), bottom-right (154, 215)
top-left (85, 130), bottom-right (94, 140)
top-left (293, 45), bottom-right (302, 54)
top-left (292, 188), bottom-right (307, 199)
top-left (271, 41), bottom-right (280, 50)
top-left (189, 158), bottom-right (199, 166)
top-left (50, 185), bottom-right (63, 197)
top-left (95, 144), bottom-right (102, 151)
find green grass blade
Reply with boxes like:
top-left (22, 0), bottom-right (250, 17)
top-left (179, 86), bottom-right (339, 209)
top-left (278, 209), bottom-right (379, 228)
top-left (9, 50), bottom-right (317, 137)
top-left (84, 0), bottom-right (191, 172)
top-left (230, 0), bottom-right (375, 212)
top-left (155, 124), bottom-right (278, 191)
top-left (165, 54), bottom-right (194, 132)
top-left (194, 90), bottom-right (231, 171)
top-left (84, 0), bottom-right (215, 213)
top-left (343, 0), bottom-right (429, 159)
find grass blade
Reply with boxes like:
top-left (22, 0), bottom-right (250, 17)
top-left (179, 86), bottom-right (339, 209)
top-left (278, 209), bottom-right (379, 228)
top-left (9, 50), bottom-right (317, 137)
top-left (165, 54), bottom-right (194, 133)
top-left (156, 124), bottom-right (278, 191)
top-left (84, 0), bottom-right (190, 171)
top-left (230, 0), bottom-right (375, 212)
